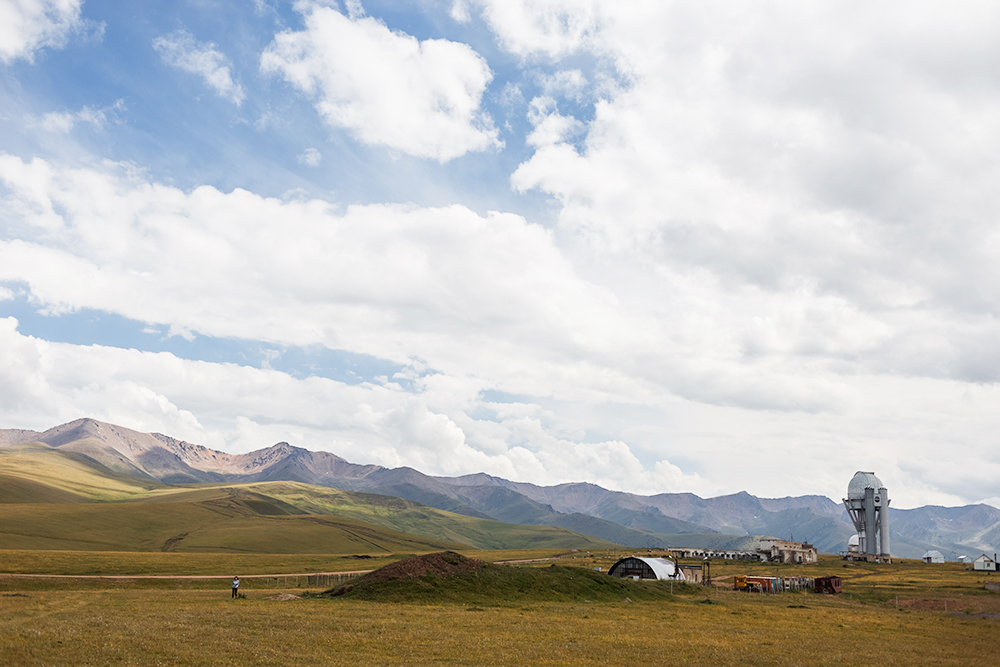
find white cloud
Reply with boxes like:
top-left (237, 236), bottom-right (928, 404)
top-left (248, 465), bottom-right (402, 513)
top-left (536, 69), bottom-right (587, 102)
top-left (261, 1), bottom-right (501, 161)
top-left (4, 155), bottom-right (1000, 504)
top-left (6, 1), bottom-right (1000, 508)
top-left (0, 0), bottom-right (83, 63)
top-left (153, 30), bottom-right (246, 106)
top-left (466, 0), bottom-right (604, 60)
top-left (37, 99), bottom-right (124, 133)
top-left (524, 95), bottom-right (584, 148)
top-left (297, 147), bottom-right (321, 166)
top-left (505, 0), bottom-right (1000, 388)
top-left (2, 316), bottom-right (999, 505)
top-left (449, 0), bottom-right (471, 24)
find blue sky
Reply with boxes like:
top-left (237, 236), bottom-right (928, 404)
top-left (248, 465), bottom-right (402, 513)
top-left (2, 0), bottom-right (1000, 510)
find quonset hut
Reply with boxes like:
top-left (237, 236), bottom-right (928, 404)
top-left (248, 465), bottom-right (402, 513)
top-left (609, 557), bottom-right (685, 581)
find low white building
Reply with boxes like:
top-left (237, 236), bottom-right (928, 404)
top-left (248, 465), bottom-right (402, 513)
top-left (974, 554), bottom-right (998, 572)
top-left (921, 550), bottom-right (945, 563)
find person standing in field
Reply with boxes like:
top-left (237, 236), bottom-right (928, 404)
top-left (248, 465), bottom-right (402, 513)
top-left (232, 576), bottom-right (240, 598)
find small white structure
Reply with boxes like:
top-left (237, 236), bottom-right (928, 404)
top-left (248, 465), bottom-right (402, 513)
top-left (974, 554), bottom-right (998, 572)
top-left (921, 550), bottom-right (945, 563)
top-left (608, 557), bottom-right (686, 581)
top-left (958, 555), bottom-right (969, 563)
top-left (847, 534), bottom-right (861, 553)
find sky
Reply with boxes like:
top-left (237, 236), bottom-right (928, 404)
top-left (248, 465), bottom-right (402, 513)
top-left (1, 0), bottom-right (999, 510)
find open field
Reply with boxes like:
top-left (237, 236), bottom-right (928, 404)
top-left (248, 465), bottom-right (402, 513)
top-left (2, 583), bottom-right (997, 665)
top-left (1, 551), bottom-right (998, 665)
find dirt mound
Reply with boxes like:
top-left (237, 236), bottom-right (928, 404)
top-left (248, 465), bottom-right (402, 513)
top-left (359, 551), bottom-right (484, 584)
top-left (264, 593), bottom-right (302, 601)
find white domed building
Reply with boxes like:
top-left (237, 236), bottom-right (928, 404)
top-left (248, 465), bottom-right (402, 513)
top-left (843, 471), bottom-right (891, 562)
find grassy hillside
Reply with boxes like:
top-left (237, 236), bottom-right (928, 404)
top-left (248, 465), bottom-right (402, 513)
top-left (222, 482), bottom-right (615, 550)
top-left (0, 499), bottom-right (465, 553)
top-left (0, 447), bottom-right (616, 553)
top-left (0, 443), bottom-right (169, 501)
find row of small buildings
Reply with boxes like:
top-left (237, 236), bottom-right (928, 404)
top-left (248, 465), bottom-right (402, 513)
top-left (606, 555), bottom-right (841, 593)
top-left (665, 539), bottom-right (819, 565)
top-left (921, 551), bottom-right (998, 570)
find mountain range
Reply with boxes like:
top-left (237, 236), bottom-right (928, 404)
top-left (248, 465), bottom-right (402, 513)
top-left (2, 418), bottom-right (998, 559)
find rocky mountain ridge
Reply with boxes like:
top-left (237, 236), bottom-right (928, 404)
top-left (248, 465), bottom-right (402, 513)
top-left (3, 418), bottom-right (998, 559)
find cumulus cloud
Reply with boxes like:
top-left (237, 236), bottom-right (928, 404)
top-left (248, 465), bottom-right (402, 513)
top-left (261, 1), bottom-right (501, 161)
top-left (535, 69), bottom-right (587, 102)
top-left (153, 29), bottom-right (246, 106)
top-left (0, 155), bottom-right (623, 380)
top-left (504, 0), bottom-right (1000, 388)
top-left (465, 0), bottom-right (604, 60)
top-left (0, 0), bottom-right (83, 63)
top-left (524, 95), bottom-right (584, 148)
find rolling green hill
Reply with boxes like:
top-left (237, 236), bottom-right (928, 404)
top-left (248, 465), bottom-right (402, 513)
top-left (0, 446), bottom-right (615, 553)
top-left (7, 418), bottom-right (1000, 559)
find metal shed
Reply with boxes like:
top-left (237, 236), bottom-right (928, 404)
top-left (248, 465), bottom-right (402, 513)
top-left (921, 550), bottom-right (945, 563)
top-left (608, 557), bottom-right (685, 581)
top-left (814, 576), bottom-right (842, 594)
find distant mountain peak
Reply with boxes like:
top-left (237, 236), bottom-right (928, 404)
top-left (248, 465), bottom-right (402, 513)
top-left (2, 417), bottom-right (997, 558)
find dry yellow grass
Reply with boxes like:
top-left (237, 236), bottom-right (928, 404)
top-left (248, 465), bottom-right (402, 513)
top-left (2, 551), bottom-right (998, 665)
top-left (1, 587), bottom-right (997, 666)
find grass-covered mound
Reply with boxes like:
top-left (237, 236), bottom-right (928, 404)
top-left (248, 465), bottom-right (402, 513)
top-left (319, 551), bottom-right (686, 603)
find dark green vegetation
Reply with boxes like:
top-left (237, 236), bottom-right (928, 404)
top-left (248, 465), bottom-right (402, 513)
top-left (318, 551), bottom-right (682, 603)
top-left (0, 444), bottom-right (614, 552)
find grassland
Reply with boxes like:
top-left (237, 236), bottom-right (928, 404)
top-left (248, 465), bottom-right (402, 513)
top-left (1, 552), bottom-right (998, 666)
top-left (2, 446), bottom-right (998, 664)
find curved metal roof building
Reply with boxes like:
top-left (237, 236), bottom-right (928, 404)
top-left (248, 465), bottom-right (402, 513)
top-left (608, 557), bottom-right (685, 581)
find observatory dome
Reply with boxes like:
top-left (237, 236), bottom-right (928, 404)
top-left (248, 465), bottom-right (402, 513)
top-left (847, 471), bottom-right (884, 499)
top-left (848, 534), bottom-right (860, 547)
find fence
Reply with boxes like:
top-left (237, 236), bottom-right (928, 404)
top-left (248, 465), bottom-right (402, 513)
top-left (247, 572), bottom-right (363, 589)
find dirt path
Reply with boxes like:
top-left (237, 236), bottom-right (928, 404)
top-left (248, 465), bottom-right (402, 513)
top-left (0, 553), bottom-right (571, 580)
top-left (0, 570), bottom-right (374, 580)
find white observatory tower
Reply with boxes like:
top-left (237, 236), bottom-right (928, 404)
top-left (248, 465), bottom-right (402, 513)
top-left (843, 471), bottom-right (890, 562)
